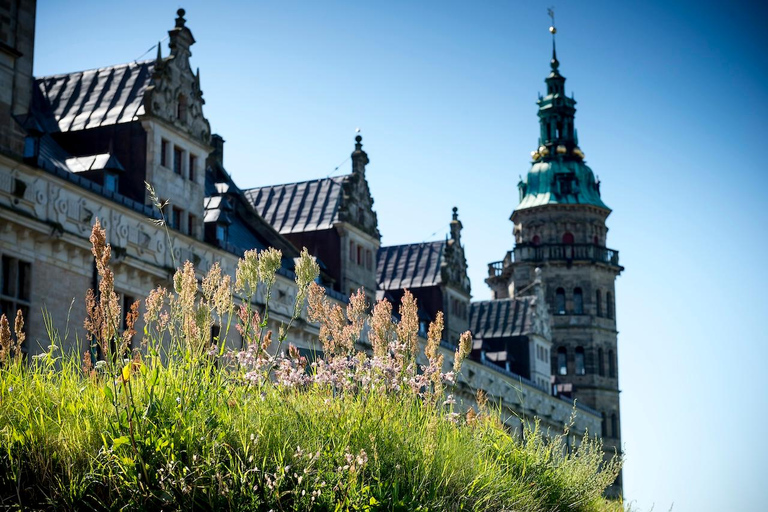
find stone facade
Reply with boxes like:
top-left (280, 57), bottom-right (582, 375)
top-left (486, 41), bottom-right (624, 496)
top-left (0, 2), bottom-right (607, 463)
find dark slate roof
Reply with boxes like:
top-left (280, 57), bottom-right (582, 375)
top-left (244, 176), bottom-right (347, 234)
top-left (377, 241), bottom-right (445, 290)
top-left (469, 298), bottom-right (535, 340)
top-left (34, 60), bottom-right (155, 133)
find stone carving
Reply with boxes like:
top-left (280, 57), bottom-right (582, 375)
top-left (142, 9), bottom-right (211, 146)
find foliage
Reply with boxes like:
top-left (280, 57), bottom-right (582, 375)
top-left (0, 220), bottom-right (622, 511)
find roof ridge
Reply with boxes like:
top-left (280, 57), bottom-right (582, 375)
top-left (379, 240), bottom-right (445, 250)
top-left (35, 59), bottom-right (155, 82)
top-left (244, 173), bottom-right (350, 193)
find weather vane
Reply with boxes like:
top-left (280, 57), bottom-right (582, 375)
top-left (547, 7), bottom-right (556, 34)
top-left (547, 7), bottom-right (559, 69)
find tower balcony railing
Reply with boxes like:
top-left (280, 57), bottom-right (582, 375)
top-left (488, 244), bottom-right (620, 276)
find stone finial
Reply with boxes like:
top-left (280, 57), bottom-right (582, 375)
top-left (176, 8), bottom-right (186, 28)
top-left (351, 132), bottom-right (369, 175)
top-left (450, 206), bottom-right (462, 242)
top-left (169, 7), bottom-right (195, 58)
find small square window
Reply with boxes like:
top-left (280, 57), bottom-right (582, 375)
top-left (188, 214), bottom-right (196, 237)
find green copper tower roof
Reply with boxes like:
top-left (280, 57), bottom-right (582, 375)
top-left (514, 22), bottom-right (609, 213)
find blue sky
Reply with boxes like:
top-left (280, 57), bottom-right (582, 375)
top-left (35, 0), bottom-right (768, 510)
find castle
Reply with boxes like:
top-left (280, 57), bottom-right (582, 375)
top-left (0, 2), bottom-right (622, 496)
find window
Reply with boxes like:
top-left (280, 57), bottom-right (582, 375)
top-left (104, 173), bottom-right (118, 193)
top-left (366, 249), bottom-right (372, 270)
top-left (610, 413), bottom-right (618, 439)
top-left (601, 413), bottom-right (607, 437)
top-left (357, 245), bottom-right (362, 266)
top-left (161, 139), bottom-right (169, 167)
top-left (177, 94), bottom-right (188, 122)
top-left (573, 287), bottom-right (583, 314)
top-left (349, 242), bottom-right (355, 262)
top-left (187, 214), bottom-right (196, 237)
top-left (555, 287), bottom-right (566, 315)
top-left (562, 232), bottom-right (574, 245)
top-left (173, 146), bottom-right (183, 175)
top-left (0, 256), bottom-right (32, 354)
top-left (596, 290), bottom-right (602, 317)
top-left (575, 347), bottom-right (585, 375)
top-left (189, 154), bottom-right (197, 182)
top-left (170, 207), bottom-right (182, 230)
top-left (608, 349), bottom-right (616, 378)
top-left (121, 294), bottom-right (136, 331)
top-left (215, 224), bottom-right (227, 243)
top-left (532, 234), bottom-right (541, 246)
top-left (557, 347), bottom-right (567, 375)
top-left (598, 347), bottom-right (604, 376)
top-left (607, 291), bottom-right (614, 319)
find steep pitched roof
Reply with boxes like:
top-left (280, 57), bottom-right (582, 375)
top-left (204, 162), bottom-right (302, 264)
top-left (34, 60), bottom-right (155, 133)
top-left (469, 298), bottom-right (535, 339)
top-left (377, 241), bottom-right (446, 290)
top-left (244, 176), bottom-right (347, 234)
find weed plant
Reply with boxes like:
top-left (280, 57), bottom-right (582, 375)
top-left (0, 220), bottom-right (622, 511)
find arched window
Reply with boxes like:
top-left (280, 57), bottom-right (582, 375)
top-left (555, 287), bottom-right (566, 315)
top-left (611, 413), bottom-right (618, 439)
top-left (177, 94), bottom-right (188, 122)
top-left (557, 347), bottom-right (567, 375)
top-left (532, 235), bottom-right (541, 246)
top-left (606, 291), bottom-right (614, 319)
top-left (573, 287), bottom-right (583, 314)
top-left (596, 290), bottom-right (602, 317)
top-left (598, 347), bottom-right (604, 376)
top-left (562, 232), bottom-right (574, 245)
top-left (575, 347), bottom-right (585, 375)
top-left (593, 235), bottom-right (599, 245)
top-left (608, 349), bottom-right (616, 378)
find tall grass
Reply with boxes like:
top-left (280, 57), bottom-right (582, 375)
top-left (0, 220), bottom-right (622, 511)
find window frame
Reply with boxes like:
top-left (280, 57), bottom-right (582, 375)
top-left (0, 255), bottom-right (32, 353)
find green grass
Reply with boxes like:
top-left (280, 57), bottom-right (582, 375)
top-left (0, 355), bottom-right (621, 511)
top-left (0, 221), bottom-right (623, 510)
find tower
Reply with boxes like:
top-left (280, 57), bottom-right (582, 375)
top-left (486, 16), bottom-right (624, 497)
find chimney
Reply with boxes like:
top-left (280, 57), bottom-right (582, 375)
top-left (210, 134), bottom-right (224, 166)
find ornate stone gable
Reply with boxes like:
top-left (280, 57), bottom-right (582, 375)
top-left (142, 9), bottom-right (211, 145)
top-left (440, 207), bottom-right (471, 294)
top-left (337, 170), bottom-right (380, 239)
top-left (337, 135), bottom-right (379, 239)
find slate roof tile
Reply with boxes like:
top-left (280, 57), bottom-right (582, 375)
top-left (469, 298), bottom-right (535, 339)
top-left (244, 176), bottom-right (347, 234)
top-left (377, 241), bottom-right (446, 290)
top-left (35, 60), bottom-right (155, 132)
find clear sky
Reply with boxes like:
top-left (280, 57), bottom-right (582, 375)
top-left (34, 0), bottom-right (768, 510)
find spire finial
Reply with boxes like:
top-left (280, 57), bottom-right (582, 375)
top-left (452, 206), bottom-right (459, 221)
top-left (547, 7), bottom-right (559, 71)
top-left (176, 8), bottom-right (186, 28)
top-left (351, 128), bottom-right (368, 174)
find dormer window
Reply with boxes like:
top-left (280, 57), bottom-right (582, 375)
top-left (177, 94), bottom-right (188, 123)
top-left (104, 173), bottom-right (118, 193)
top-left (216, 224), bottom-right (227, 244)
